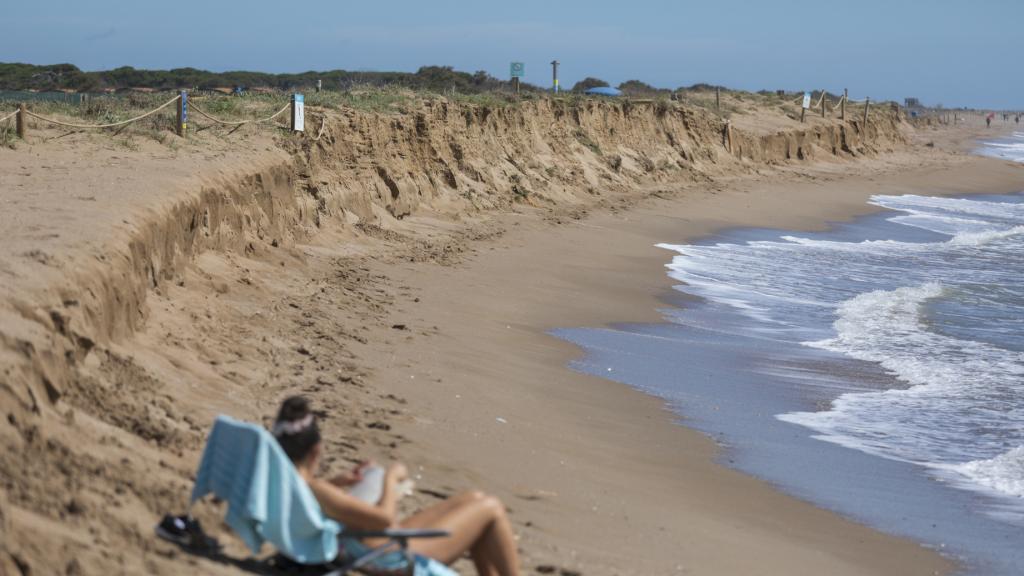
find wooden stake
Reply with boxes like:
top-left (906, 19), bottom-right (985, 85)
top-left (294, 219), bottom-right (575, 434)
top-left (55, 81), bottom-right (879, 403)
top-left (863, 97), bottom-right (870, 125)
top-left (725, 121), bottom-right (734, 154)
top-left (176, 92), bottom-right (187, 137)
top-left (800, 106), bottom-right (806, 123)
top-left (842, 88), bottom-right (847, 120)
top-left (16, 103), bottom-right (26, 139)
top-left (821, 90), bottom-right (826, 117)
top-left (716, 87), bottom-right (721, 110)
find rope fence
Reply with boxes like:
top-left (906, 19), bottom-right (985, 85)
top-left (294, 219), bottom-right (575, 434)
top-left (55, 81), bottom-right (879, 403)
top-left (21, 95), bottom-right (179, 129)
top-left (779, 89), bottom-right (876, 124)
top-left (6, 86), bottom-right (899, 147)
top-left (7, 91), bottom-right (311, 140)
top-left (188, 100), bottom-right (290, 126)
top-left (722, 89), bottom-right (888, 156)
top-left (311, 116), bottom-right (328, 142)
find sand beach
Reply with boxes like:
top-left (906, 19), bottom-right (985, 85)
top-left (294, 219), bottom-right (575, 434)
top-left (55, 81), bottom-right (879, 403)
top-left (2, 94), bottom-right (1022, 575)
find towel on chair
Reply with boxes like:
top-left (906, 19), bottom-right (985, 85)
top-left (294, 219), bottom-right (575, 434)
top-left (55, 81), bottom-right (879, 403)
top-left (190, 415), bottom-right (341, 564)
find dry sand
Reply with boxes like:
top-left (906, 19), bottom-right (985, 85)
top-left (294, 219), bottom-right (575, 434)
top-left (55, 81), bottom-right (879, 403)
top-left (1, 97), bottom-right (1022, 576)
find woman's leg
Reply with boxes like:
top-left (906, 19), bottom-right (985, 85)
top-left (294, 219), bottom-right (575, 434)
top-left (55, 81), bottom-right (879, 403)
top-left (400, 491), bottom-right (482, 529)
top-left (401, 491), bottom-right (519, 576)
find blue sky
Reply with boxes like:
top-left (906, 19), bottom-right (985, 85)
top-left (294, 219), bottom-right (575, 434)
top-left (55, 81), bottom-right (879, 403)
top-left (4, 0), bottom-right (1022, 108)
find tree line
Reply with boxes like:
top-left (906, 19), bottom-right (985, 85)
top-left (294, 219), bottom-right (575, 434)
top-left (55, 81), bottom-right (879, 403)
top-left (0, 63), bottom-right (538, 94)
top-left (1, 62), bottom-right (729, 97)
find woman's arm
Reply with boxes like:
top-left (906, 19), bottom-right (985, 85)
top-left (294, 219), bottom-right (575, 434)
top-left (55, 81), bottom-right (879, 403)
top-left (309, 463), bottom-right (409, 531)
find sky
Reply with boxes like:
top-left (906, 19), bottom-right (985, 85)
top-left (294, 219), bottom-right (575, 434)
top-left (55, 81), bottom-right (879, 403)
top-left (3, 0), bottom-right (1022, 109)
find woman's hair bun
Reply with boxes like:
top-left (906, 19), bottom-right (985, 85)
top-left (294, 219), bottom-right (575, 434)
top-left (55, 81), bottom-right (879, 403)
top-left (277, 396), bottom-right (311, 423)
top-left (272, 395), bottom-right (321, 463)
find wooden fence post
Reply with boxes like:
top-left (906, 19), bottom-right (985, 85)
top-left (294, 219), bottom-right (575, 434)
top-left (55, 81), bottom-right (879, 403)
top-left (724, 121), bottom-right (733, 154)
top-left (842, 88), bottom-right (847, 120)
top-left (863, 97), bottom-right (870, 125)
top-left (176, 91), bottom-right (187, 137)
top-left (16, 103), bottom-right (26, 139)
top-left (821, 90), bottom-right (826, 117)
top-left (716, 87), bottom-right (721, 110)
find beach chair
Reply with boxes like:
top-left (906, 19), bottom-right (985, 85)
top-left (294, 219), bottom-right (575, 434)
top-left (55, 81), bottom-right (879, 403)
top-left (155, 415), bottom-right (454, 576)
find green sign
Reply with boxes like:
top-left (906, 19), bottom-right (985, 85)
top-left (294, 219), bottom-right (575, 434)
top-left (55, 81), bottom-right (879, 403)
top-left (510, 62), bottom-right (525, 78)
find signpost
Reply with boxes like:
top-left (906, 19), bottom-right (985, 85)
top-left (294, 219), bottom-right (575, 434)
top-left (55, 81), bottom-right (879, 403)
top-left (551, 60), bottom-right (560, 93)
top-left (510, 62), bottom-right (525, 94)
top-left (292, 94), bottom-right (304, 132)
top-left (801, 91), bottom-right (811, 123)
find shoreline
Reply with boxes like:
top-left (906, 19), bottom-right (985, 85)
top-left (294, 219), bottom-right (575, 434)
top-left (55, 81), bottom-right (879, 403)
top-left (369, 145), bottom-right (1024, 573)
top-left (558, 188), bottom-right (1024, 575)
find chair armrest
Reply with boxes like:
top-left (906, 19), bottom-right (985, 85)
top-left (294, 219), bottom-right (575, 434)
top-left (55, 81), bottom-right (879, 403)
top-left (340, 528), bottom-right (451, 539)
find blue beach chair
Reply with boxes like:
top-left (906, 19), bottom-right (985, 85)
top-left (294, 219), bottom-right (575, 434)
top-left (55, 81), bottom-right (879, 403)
top-left (156, 415), bottom-right (454, 576)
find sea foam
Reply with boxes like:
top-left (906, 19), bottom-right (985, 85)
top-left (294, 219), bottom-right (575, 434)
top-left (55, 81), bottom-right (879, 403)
top-left (660, 191), bottom-right (1024, 505)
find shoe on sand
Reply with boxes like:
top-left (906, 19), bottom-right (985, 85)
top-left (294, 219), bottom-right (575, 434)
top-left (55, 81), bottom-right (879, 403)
top-left (155, 514), bottom-right (219, 552)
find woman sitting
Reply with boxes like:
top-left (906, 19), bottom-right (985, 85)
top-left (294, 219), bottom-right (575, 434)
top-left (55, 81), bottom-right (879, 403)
top-left (273, 396), bottom-right (520, 576)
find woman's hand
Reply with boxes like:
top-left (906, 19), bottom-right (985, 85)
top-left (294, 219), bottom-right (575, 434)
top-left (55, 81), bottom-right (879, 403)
top-left (386, 462), bottom-right (409, 484)
top-left (329, 461), bottom-right (373, 488)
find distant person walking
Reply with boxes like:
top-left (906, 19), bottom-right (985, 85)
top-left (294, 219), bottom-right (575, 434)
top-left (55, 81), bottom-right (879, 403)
top-left (987, 113), bottom-right (994, 128)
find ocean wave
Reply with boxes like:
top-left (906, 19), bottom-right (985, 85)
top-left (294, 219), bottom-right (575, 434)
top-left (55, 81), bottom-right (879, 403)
top-left (871, 194), bottom-right (1024, 222)
top-left (887, 213), bottom-right (996, 236)
top-left (778, 224), bottom-right (1024, 252)
top-left (976, 132), bottom-right (1024, 162)
top-left (783, 281), bottom-right (1024, 498)
top-left (951, 446), bottom-right (1024, 499)
top-left (660, 191), bottom-right (1024, 503)
top-left (980, 141), bottom-right (1024, 150)
top-left (950, 225), bottom-right (1024, 246)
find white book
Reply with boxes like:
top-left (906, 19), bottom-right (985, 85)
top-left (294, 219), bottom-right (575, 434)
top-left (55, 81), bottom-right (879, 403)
top-left (347, 466), bottom-right (415, 504)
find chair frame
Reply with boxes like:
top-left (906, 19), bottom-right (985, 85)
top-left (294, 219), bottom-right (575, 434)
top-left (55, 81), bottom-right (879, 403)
top-left (325, 529), bottom-right (451, 576)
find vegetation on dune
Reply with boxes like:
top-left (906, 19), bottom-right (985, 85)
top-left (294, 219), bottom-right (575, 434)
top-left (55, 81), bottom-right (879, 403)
top-left (570, 77), bottom-right (610, 92)
top-left (617, 80), bottom-right (667, 97)
top-left (0, 62), bottom-right (545, 94)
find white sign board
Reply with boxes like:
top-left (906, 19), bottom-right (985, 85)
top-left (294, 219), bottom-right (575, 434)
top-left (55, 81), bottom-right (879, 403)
top-left (292, 94), bottom-right (305, 132)
top-left (802, 92), bottom-right (812, 109)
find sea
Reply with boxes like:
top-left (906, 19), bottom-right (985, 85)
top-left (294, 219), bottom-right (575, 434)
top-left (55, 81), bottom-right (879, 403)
top-left (555, 133), bottom-right (1024, 574)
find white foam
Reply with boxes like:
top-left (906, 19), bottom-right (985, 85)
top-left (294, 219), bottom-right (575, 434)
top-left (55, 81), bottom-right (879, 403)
top-left (977, 132), bottom-right (1024, 162)
top-left (952, 446), bottom-right (1024, 499)
top-left (872, 194), bottom-right (1024, 224)
top-left (949, 225), bottom-right (1024, 246)
top-left (887, 213), bottom-right (996, 236)
top-left (660, 192), bottom-right (1024, 503)
top-left (786, 282), bottom-right (1024, 467)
